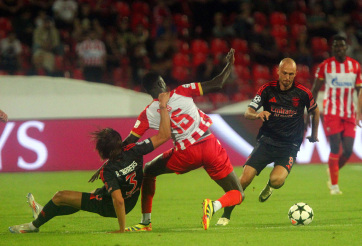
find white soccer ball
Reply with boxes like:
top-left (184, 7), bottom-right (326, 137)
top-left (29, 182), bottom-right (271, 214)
top-left (288, 202), bottom-right (314, 226)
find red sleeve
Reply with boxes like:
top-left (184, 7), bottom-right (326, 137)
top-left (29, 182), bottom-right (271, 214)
top-left (174, 83), bottom-right (203, 97)
top-left (130, 108), bottom-right (149, 138)
top-left (315, 61), bottom-right (326, 80)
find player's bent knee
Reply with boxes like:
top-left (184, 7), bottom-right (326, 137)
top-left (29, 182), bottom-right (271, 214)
top-left (52, 191), bottom-right (64, 205)
top-left (269, 177), bottom-right (285, 189)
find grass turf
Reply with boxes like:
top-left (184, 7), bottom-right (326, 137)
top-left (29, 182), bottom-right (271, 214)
top-left (0, 164), bottom-right (361, 246)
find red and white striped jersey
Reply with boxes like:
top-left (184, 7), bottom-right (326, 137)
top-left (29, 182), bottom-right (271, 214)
top-left (315, 56), bottom-right (362, 119)
top-left (131, 83), bottom-right (212, 150)
top-left (76, 39), bottom-right (106, 66)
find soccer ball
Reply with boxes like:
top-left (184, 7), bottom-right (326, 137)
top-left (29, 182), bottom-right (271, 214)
top-left (288, 202), bottom-right (314, 226)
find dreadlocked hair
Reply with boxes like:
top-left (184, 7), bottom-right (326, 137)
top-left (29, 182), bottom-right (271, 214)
top-left (142, 71), bottom-right (160, 93)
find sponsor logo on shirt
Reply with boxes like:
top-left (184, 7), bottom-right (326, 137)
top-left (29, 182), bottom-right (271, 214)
top-left (182, 84), bottom-right (191, 88)
top-left (116, 161), bottom-right (138, 176)
top-left (271, 106), bottom-right (297, 117)
top-left (134, 120), bottom-right (141, 128)
top-left (331, 77), bottom-right (353, 87)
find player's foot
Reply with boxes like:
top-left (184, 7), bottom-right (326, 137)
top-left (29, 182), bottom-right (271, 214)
top-left (9, 223), bottom-right (39, 234)
top-left (27, 193), bottom-right (43, 219)
top-left (125, 223), bottom-right (152, 232)
top-left (215, 217), bottom-right (230, 226)
top-left (330, 185), bottom-right (342, 195)
top-left (202, 199), bottom-right (214, 230)
top-left (259, 184), bottom-right (273, 202)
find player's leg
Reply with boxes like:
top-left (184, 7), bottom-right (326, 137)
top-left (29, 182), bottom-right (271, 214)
top-left (338, 119), bottom-right (356, 169)
top-left (259, 147), bottom-right (297, 202)
top-left (339, 136), bottom-right (354, 169)
top-left (9, 191), bottom-right (81, 233)
top-left (328, 133), bottom-right (342, 194)
top-left (126, 152), bottom-right (173, 231)
top-left (216, 165), bottom-right (257, 225)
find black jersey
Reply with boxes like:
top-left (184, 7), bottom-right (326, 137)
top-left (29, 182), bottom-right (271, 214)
top-left (249, 81), bottom-right (317, 148)
top-left (99, 138), bottom-right (154, 200)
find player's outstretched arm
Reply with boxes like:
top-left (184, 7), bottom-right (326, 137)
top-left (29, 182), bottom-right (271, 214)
top-left (0, 110), bottom-right (8, 123)
top-left (200, 48), bottom-right (235, 94)
top-left (150, 92), bottom-right (171, 149)
top-left (109, 189), bottom-right (126, 233)
top-left (244, 107), bottom-right (271, 121)
top-left (306, 106), bottom-right (320, 142)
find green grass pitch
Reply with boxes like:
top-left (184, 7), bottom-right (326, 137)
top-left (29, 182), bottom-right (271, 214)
top-left (1, 164), bottom-right (361, 246)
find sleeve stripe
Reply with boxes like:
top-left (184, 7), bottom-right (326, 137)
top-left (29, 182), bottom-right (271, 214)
top-left (198, 83), bottom-right (203, 96)
top-left (130, 131), bottom-right (141, 138)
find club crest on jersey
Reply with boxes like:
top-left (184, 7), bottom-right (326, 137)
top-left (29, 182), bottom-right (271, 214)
top-left (157, 105), bottom-right (172, 113)
top-left (292, 97), bottom-right (300, 107)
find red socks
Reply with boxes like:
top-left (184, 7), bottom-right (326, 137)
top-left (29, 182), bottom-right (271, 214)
top-left (328, 153), bottom-right (339, 185)
top-left (217, 190), bottom-right (243, 207)
top-left (141, 174), bottom-right (156, 213)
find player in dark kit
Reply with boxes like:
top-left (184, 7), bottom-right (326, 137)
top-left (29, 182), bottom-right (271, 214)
top-left (216, 58), bottom-right (320, 226)
top-left (9, 92), bottom-right (171, 234)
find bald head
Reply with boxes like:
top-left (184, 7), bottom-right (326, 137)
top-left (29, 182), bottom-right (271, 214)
top-left (278, 58), bottom-right (297, 91)
top-left (279, 58), bottom-right (296, 70)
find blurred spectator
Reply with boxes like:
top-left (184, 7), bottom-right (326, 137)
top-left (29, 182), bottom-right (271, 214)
top-left (326, 0), bottom-right (351, 33)
top-left (0, 0), bottom-right (24, 17)
top-left (149, 37), bottom-right (174, 85)
top-left (28, 0), bottom-right (54, 15)
top-left (294, 29), bottom-right (313, 67)
top-left (339, 23), bottom-right (362, 61)
top-left (11, 9), bottom-right (35, 47)
top-left (34, 9), bottom-right (48, 28)
top-left (156, 16), bottom-right (177, 39)
top-left (196, 55), bottom-right (220, 82)
top-left (32, 16), bottom-right (62, 74)
top-left (52, 0), bottom-right (78, 30)
top-left (116, 17), bottom-right (136, 50)
top-left (307, 2), bottom-right (337, 39)
top-left (76, 30), bottom-right (106, 83)
top-left (250, 25), bottom-right (281, 65)
top-left (0, 32), bottom-right (22, 74)
top-left (233, 2), bottom-right (254, 40)
top-left (212, 12), bottom-right (235, 39)
top-left (130, 43), bottom-right (150, 86)
top-left (104, 32), bottom-right (122, 72)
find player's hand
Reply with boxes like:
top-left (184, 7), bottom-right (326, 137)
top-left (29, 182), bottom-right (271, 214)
top-left (256, 111), bottom-right (271, 122)
top-left (158, 92), bottom-right (170, 108)
top-left (226, 48), bottom-right (235, 64)
top-left (306, 136), bottom-right (319, 143)
top-left (0, 110), bottom-right (8, 123)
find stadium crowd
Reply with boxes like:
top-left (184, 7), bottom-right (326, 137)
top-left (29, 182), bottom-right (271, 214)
top-left (0, 0), bottom-right (361, 111)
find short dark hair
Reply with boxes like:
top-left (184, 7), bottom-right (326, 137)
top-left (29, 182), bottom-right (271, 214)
top-left (91, 128), bottom-right (123, 160)
top-left (142, 72), bottom-right (160, 93)
top-left (332, 35), bottom-right (347, 43)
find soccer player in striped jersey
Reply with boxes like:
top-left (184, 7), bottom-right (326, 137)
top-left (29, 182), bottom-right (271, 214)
top-left (124, 48), bottom-right (244, 231)
top-left (310, 35), bottom-right (362, 195)
top-left (218, 58), bottom-right (320, 226)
